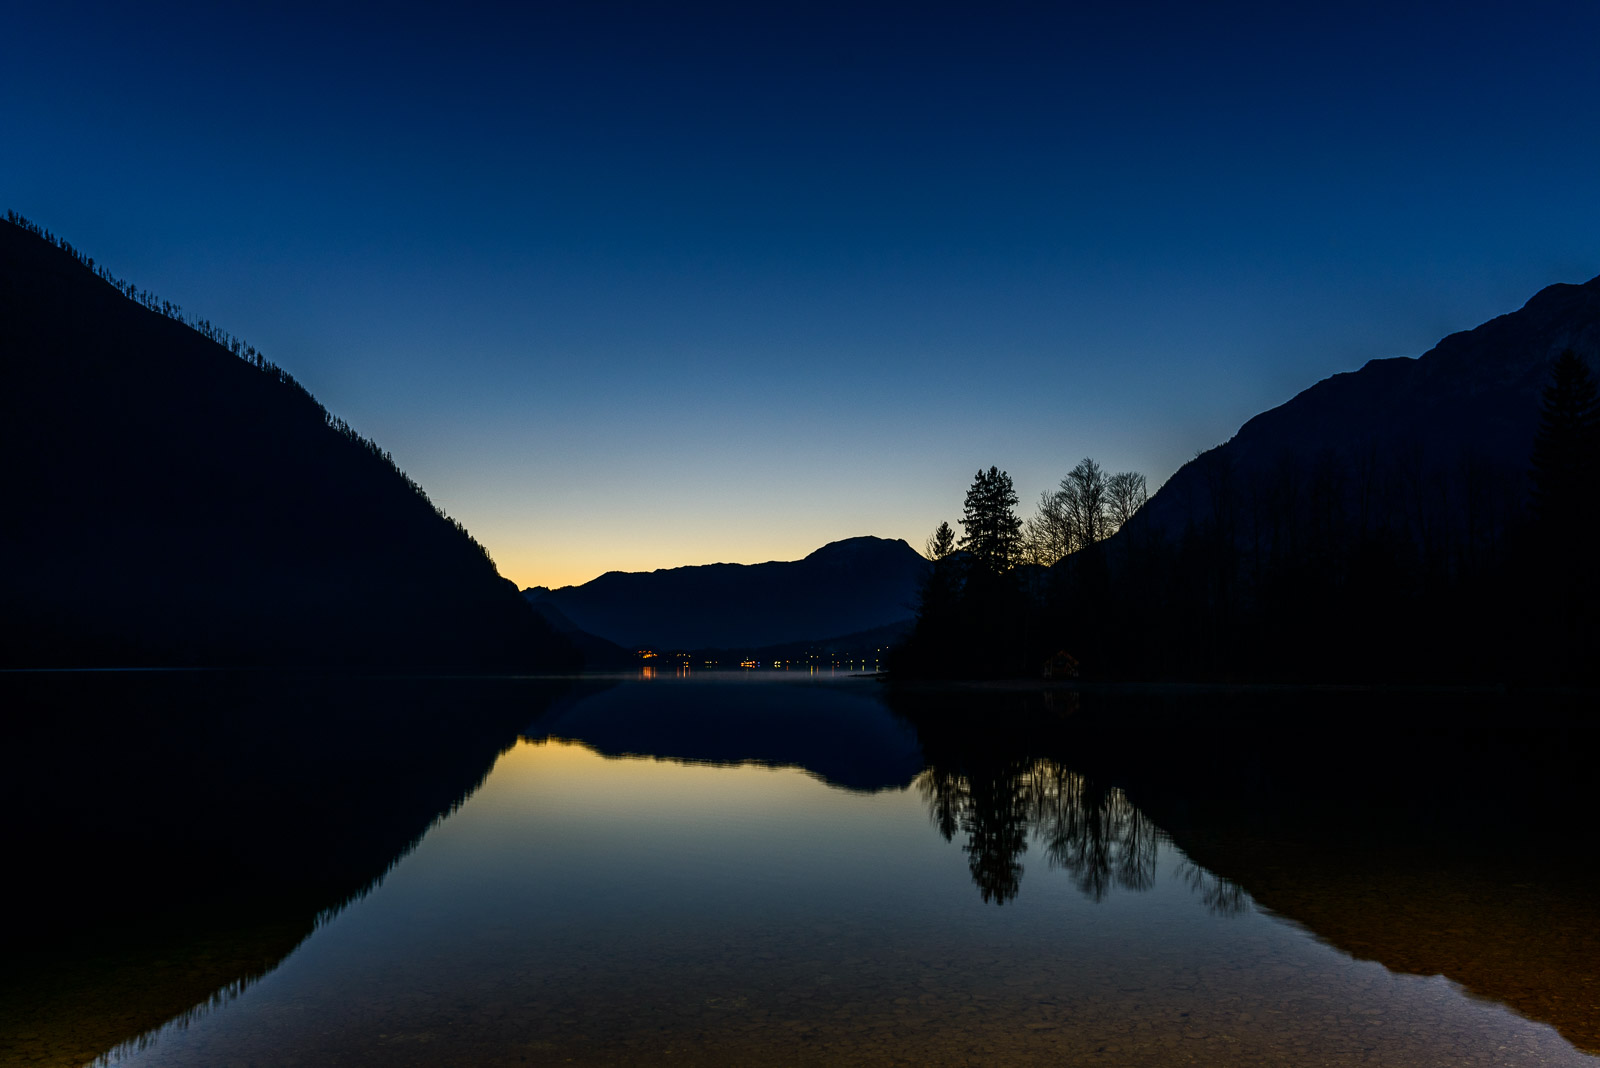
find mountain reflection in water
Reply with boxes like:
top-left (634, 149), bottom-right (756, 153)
top-left (0, 670), bottom-right (579, 1068)
top-left (3, 673), bottom-right (1596, 1066)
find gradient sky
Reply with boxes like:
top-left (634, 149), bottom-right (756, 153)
top-left (6, 1), bottom-right (1599, 588)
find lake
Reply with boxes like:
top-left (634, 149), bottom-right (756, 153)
top-left (3, 671), bottom-right (1597, 1066)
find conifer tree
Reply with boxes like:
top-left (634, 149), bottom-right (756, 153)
top-left (1527, 348), bottom-right (1600, 674)
top-left (925, 521), bottom-right (956, 562)
top-left (1529, 349), bottom-right (1599, 534)
top-left (959, 467), bottom-right (1022, 571)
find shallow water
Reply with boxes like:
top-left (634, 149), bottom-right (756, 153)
top-left (68, 673), bottom-right (1596, 1067)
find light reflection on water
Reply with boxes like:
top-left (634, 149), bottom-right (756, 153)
top-left (103, 727), bottom-right (1593, 1067)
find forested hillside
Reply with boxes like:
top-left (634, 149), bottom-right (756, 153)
top-left (894, 277), bottom-right (1600, 683)
top-left (0, 214), bottom-right (574, 669)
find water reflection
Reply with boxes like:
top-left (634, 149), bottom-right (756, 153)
top-left (1177, 858), bottom-right (1253, 916)
top-left (0, 670), bottom-right (575, 1068)
top-left (918, 760), bottom-right (1159, 904)
top-left (525, 671), bottom-right (923, 791)
top-left (98, 727), bottom-right (1600, 1067)
top-left (5, 675), bottom-right (1598, 1067)
top-left (898, 686), bottom-right (1600, 1055)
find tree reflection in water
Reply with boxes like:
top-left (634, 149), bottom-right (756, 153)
top-left (1177, 858), bottom-right (1253, 916)
top-left (917, 759), bottom-right (1164, 904)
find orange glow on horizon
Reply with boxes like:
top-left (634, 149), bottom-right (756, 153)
top-left (486, 528), bottom-right (923, 592)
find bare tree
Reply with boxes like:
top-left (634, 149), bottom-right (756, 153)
top-left (1021, 489), bottom-right (1072, 566)
top-left (1023, 460), bottom-right (1140, 565)
top-left (1106, 470), bottom-right (1147, 532)
top-left (1061, 457), bottom-right (1109, 548)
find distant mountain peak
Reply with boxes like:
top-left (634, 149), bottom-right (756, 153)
top-left (804, 535), bottom-right (913, 560)
top-left (530, 536), bottom-right (927, 649)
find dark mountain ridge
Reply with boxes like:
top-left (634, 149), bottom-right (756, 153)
top-left (1131, 274), bottom-right (1600, 543)
top-left (897, 271), bottom-right (1600, 681)
top-left (1091, 271), bottom-right (1600, 681)
top-left (526, 535), bottom-right (928, 649)
top-left (0, 215), bottom-right (572, 669)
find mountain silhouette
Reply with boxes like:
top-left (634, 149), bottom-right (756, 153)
top-left (1129, 274), bottom-right (1600, 543)
top-left (0, 216), bottom-right (573, 669)
top-left (719, 617), bottom-right (914, 663)
top-left (523, 597), bottom-right (635, 667)
top-left (526, 536), bottom-right (928, 649)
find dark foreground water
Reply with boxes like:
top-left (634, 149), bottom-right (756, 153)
top-left (3, 671), bottom-right (1597, 1066)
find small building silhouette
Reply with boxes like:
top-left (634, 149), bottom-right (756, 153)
top-left (1043, 650), bottom-right (1079, 679)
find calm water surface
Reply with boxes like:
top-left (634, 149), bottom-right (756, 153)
top-left (77, 673), bottom-right (1594, 1067)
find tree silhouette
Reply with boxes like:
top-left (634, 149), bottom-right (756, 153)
top-left (925, 520), bottom-right (956, 561)
top-left (917, 768), bottom-right (967, 843)
top-left (1530, 349), bottom-right (1599, 534)
top-left (1060, 457), bottom-right (1110, 549)
top-left (1021, 488), bottom-right (1071, 566)
top-left (1527, 349), bottom-right (1600, 672)
top-left (959, 467), bottom-right (1022, 571)
top-left (949, 760), bottom-right (1032, 905)
top-left (1020, 460), bottom-right (1145, 566)
top-left (916, 758), bottom-right (1165, 906)
top-left (1106, 470), bottom-right (1148, 531)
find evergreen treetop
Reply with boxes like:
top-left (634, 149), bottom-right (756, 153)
top-left (1530, 348), bottom-right (1599, 532)
top-left (959, 466), bottom-right (1022, 571)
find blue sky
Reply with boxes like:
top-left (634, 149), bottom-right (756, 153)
top-left (6, 1), bottom-right (1599, 587)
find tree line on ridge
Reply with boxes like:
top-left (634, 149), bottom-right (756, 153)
top-left (3, 210), bottom-right (497, 572)
top-left (893, 352), bottom-right (1599, 684)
